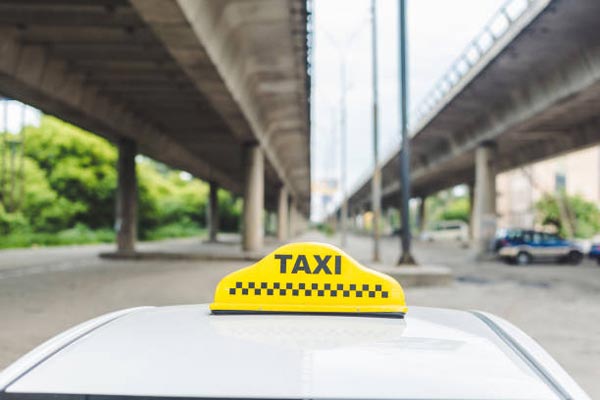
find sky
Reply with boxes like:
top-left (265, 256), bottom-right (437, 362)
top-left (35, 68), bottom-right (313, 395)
top-left (0, 100), bottom-right (40, 134)
top-left (311, 0), bottom-right (506, 217)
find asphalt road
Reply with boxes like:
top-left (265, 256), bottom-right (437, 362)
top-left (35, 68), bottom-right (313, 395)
top-left (0, 233), bottom-right (598, 397)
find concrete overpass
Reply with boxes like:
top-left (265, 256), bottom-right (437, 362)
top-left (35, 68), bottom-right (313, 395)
top-left (0, 0), bottom-right (311, 252)
top-left (342, 0), bottom-right (600, 251)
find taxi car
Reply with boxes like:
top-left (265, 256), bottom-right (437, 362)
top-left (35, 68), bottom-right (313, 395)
top-left (0, 243), bottom-right (590, 400)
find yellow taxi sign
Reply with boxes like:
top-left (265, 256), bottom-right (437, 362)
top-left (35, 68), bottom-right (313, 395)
top-left (210, 242), bottom-right (407, 316)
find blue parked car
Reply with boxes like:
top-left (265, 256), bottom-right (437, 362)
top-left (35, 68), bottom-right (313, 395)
top-left (589, 243), bottom-right (600, 265)
top-left (494, 228), bottom-right (524, 252)
top-left (498, 229), bottom-right (583, 265)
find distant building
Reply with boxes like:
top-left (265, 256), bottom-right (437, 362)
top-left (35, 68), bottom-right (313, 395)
top-left (496, 146), bottom-right (600, 229)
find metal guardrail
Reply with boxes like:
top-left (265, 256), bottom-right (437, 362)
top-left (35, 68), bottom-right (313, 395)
top-left (411, 0), bottom-right (539, 127)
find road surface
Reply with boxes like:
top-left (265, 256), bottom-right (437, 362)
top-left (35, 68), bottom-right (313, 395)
top-left (0, 232), bottom-right (598, 397)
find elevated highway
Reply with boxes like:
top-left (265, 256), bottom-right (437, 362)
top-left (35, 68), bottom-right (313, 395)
top-left (343, 0), bottom-right (600, 251)
top-left (0, 0), bottom-right (311, 252)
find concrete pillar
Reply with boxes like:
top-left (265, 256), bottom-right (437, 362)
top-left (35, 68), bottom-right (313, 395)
top-left (277, 187), bottom-right (289, 241)
top-left (472, 142), bottom-right (497, 254)
top-left (468, 182), bottom-right (475, 240)
top-left (382, 208), bottom-right (392, 236)
top-left (417, 197), bottom-right (426, 234)
top-left (116, 138), bottom-right (137, 254)
top-left (242, 144), bottom-right (264, 251)
top-left (340, 198), bottom-right (348, 246)
top-left (289, 198), bottom-right (297, 237)
top-left (294, 208), bottom-right (302, 235)
top-left (331, 212), bottom-right (338, 232)
top-left (267, 211), bottom-right (277, 236)
top-left (207, 181), bottom-right (219, 242)
top-left (297, 212), bottom-right (305, 235)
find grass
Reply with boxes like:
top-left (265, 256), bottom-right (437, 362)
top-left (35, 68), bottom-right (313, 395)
top-left (0, 222), bottom-right (206, 249)
top-left (143, 222), bottom-right (206, 241)
top-left (0, 224), bottom-right (115, 249)
top-left (315, 223), bottom-right (335, 237)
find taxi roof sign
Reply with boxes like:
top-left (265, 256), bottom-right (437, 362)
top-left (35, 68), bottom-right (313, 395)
top-left (210, 242), bottom-right (407, 316)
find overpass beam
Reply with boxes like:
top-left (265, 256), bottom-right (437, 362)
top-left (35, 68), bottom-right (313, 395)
top-left (242, 144), bottom-right (264, 251)
top-left (277, 187), bottom-right (289, 241)
top-left (116, 138), bottom-right (137, 254)
top-left (207, 181), bottom-right (219, 242)
top-left (472, 142), bottom-right (497, 255)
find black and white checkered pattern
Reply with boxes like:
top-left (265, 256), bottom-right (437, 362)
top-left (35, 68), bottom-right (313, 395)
top-left (228, 281), bottom-right (389, 298)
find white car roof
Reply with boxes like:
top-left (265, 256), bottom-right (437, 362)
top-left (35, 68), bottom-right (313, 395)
top-left (0, 305), bottom-right (588, 400)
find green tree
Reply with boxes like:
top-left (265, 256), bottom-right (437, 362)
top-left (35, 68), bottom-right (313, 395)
top-left (1, 115), bottom-right (243, 246)
top-left (24, 116), bottom-right (117, 229)
top-left (535, 193), bottom-right (600, 238)
top-left (137, 160), bottom-right (209, 238)
top-left (21, 157), bottom-right (84, 231)
top-left (218, 189), bottom-right (242, 232)
top-left (0, 203), bottom-right (27, 234)
top-left (425, 190), bottom-right (470, 226)
top-left (440, 197), bottom-right (470, 223)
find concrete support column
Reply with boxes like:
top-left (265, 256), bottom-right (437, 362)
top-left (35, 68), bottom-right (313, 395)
top-left (277, 187), bottom-right (289, 241)
top-left (340, 198), bottom-right (348, 246)
top-left (467, 182), bottom-right (475, 240)
top-left (242, 144), bottom-right (264, 251)
top-left (360, 211), bottom-right (365, 230)
top-left (472, 142), bottom-right (497, 255)
top-left (328, 213), bottom-right (337, 232)
top-left (297, 213), bottom-right (307, 234)
top-left (382, 208), bottom-right (392, 236)
top-left (116, 138), bottom-right (137, 254)
top-left (267, 211), bottom-right (277, 237)
top-left (417, 197), bottom-right (426, 234)
top-left (207, 181), bottom-right (219, 242)
top-left (289, 198), bottom-right (297, 237)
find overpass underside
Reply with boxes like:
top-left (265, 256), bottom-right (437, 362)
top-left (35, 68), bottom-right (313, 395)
top-left (345, 0), bottom-right (600, 252)
top-left (0, 0), bottom-right (311, 252)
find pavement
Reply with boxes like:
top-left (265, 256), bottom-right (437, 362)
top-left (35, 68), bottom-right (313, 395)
top-left (0, 231), bottom-right (599, 397)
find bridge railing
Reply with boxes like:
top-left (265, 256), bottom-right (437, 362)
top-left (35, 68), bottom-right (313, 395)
top-left (344, 0), bottom-right (543, 209)
top-left (411, 0), bottom-right (538, 127)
